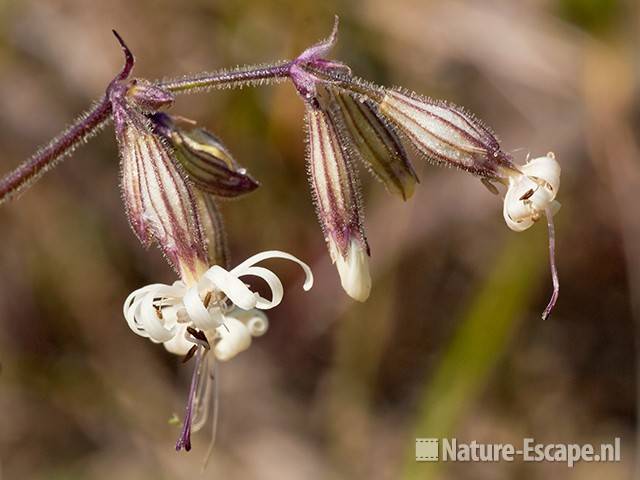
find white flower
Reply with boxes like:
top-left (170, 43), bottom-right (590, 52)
top-left (502, 152), bottom-right (561, 320)
top-left (503, 152), bottom-right (561, 232)
top-left (123, 250), bottom-right (313, 361)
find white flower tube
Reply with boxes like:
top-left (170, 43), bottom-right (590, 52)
top-left (331, 238), bottom-right (371, 302)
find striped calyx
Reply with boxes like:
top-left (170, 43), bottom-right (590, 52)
top-left (306, 105), bottom-right (371, 301)
top-left (378, 90), bottom-right (515, 179)
top-left (151, 113), bottom-right (259, 198)
top-left (322, 88), bottom-right (418, 200)
top-left (115, 107), bottom-right (208, 283)
top-left (108, 39), bottom-right (208, 283)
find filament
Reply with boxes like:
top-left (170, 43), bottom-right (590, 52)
top-left (541, 206), bottom-right (559, 320)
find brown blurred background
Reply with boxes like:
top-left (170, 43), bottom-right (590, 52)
top-left (0, 0), bottom-right (638, 478)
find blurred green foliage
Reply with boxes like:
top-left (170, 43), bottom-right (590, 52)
top-left (557, 0), bottom-right (621, 34)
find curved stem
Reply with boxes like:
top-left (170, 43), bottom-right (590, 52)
top-left (0, 96), bottom-right (112, 205)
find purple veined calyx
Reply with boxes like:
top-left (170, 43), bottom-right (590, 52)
top-left (376, 89), bottom-right (514, 178)
top-left (150, 112), bottom-right (259, 199)
top-left (305, 104), bottom-right (371, 301)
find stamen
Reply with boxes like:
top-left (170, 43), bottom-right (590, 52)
top-left (176, 348), bottom-right (204, 452)
top-left (481, 178), bottom-right (499, 195)
top-left (203, 291), bottom-right (212, 308)
top-left (202, 361), bottom-right (219, 471)
top-left (191, 355), bottom-right (215, 432)
top-left (182, 344), bottom-right (198, 363)
top-left (186, 327), bottom-right (210, 350)
top-left (541, 206), bottom-right (559, 320)
top-left (519, 188), bottom-right (535, 201)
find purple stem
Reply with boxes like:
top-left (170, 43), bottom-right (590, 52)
top-left (157, 62), bottom-right (293, 93)
top-left (0, 97), bottom-right (112, 204)
top-left (542, 206), bottom-right (559, 320)
top-left (0, 59), bottom-right (292, 205)
top-left (176, 348), bottom-right (203, 452)
top-left (0, 30), bottom-right (132, 205)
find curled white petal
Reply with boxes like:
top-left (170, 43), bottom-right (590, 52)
top-left (503, 152), bottom-right (561, 232)
top-left (163, 324), bottom-right (193, 356)
top-left (232, 308), bottom-right (269, 337)
top-left (123, 284), bottom-right (157, 336)
top-left (140, 294), bottom-right (176, 342)
top-left (123, 249), bottom-right (313, 359)
top-left (203, 265), bottom-right (259, 310)
top-left (238, 266), bottom-right (284, 309)
top-left (123, 283), bottom-right (185, 342)
top-left (184, 285), bottom-right (221, 331)
top-left (214, 317), bottom-right (252, 361)
top-left (230, 250), bottom-right (314, 291)
top-left (520, 152), bottom-right (560, 193)
top-left (503, 176), bottom-right (537, 232)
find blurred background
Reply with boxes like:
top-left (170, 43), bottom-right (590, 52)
top-left (0, 0), bottom-right (638, 478)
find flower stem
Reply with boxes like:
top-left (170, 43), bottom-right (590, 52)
top-left (0, 96), bottom-right (112, 205)
top-left (157, 61), bottom-right (293, 94)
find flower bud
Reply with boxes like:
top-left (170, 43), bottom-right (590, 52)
top-left (378, 90), bottom-right (515, 179)
top-left (151, 113), bottom-right (259, 198)
top-left (306, 105), bottom-right (371, 301)
top-left (323, 88), bottom-right (418, 200)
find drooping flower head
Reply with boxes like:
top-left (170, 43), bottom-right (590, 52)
top-left (106, 33), bottom-right (315, 452)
